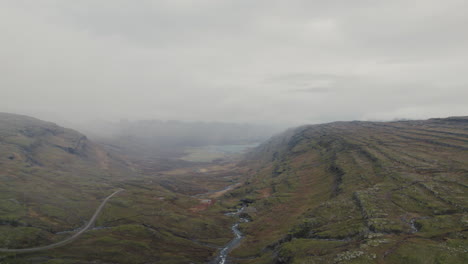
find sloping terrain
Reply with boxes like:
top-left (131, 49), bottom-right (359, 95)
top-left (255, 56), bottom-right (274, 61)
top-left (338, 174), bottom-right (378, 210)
top-left (1, 113), bottom-right (467, 264)
top-left (223, 117), bottom-right (467, 264)
top-left (0, 113), bottom-right (234, 264)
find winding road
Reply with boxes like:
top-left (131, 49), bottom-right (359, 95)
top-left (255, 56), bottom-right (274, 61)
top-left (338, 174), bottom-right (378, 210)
top-left (0, 189), bottom-right (124, 253)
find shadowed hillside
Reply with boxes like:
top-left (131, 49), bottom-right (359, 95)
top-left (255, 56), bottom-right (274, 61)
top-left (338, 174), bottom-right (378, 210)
top-left (223, 117), bottom-right (468, 264)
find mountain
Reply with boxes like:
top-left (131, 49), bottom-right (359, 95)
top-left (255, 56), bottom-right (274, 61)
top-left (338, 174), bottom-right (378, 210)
top-left (0, 112), bottom-right (134, 175)
top-left (224, 117), bottom-right (468, 264)
top-left (1, 113), bottom-right (467, 264)
top-left (0, 113), bottom-right (235, 264)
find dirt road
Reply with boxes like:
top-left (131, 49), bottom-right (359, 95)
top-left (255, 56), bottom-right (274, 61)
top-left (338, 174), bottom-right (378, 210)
top-left (0, 189), bottom-right (124, 253)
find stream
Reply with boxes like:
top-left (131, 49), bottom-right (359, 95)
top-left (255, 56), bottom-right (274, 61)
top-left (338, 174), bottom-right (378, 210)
top-left (212, 206), bottom-right (249, 264)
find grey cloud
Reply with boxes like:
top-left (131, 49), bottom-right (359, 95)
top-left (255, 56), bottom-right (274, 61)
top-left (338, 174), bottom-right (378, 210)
top-left (266, 73), bottom-right (347, 83)
top-left (289, 87), bottom-right (331, 93)
top-left (1, 0), bottom-right (467, 128)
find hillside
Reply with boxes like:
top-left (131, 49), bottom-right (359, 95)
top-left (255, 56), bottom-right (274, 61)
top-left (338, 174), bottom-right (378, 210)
top-left (1, 113), bottom-right (467, 264)
top-left (0, 113), bottom-right (133, 233)
top-left (0, 113), bottom-right (236, 264)
top-left (223, 117), bottom-right (468, 264)
top-left (0, 112), bottom-right (134, 175)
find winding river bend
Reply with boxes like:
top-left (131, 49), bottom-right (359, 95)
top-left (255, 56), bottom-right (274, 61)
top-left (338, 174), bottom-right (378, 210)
top-left (212, 206), bottom-right (248, 264)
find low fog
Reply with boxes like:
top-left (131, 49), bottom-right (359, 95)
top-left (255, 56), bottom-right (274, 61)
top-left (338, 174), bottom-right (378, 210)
top-left (1, 0), bottom-right (467, 128)
top-left (85, 120), bottom-right (282, 155)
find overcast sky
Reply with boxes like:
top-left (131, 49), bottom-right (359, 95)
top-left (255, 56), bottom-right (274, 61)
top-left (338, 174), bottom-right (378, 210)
top-left (1, 0), bottom-right (467, 126)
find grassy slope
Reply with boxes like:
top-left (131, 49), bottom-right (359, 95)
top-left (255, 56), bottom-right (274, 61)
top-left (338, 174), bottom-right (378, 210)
top-left (222, 117), bottom-right (467, 264)
top-left (0, 113), bottom-right (233, 264)
top-left (1, 113), bottom-right (467, 264)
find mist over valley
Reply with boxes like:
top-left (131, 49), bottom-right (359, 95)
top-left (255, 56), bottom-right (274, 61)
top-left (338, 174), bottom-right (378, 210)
top-left (1, 1), bottom-right (467, 263)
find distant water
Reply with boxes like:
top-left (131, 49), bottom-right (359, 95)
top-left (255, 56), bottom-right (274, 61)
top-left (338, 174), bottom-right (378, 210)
top-left (203, 143), bottom-right (259, 154)
top-left (180, 143), bottom-right (260, 162)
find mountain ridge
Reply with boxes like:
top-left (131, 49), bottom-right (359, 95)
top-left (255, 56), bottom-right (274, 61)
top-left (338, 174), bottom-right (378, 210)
top-left (225, 116), bottom-right (468, 264)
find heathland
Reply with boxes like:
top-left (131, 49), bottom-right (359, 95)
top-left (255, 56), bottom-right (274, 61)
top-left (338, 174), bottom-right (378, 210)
top-left (0, 113), bottom-right (466, 263)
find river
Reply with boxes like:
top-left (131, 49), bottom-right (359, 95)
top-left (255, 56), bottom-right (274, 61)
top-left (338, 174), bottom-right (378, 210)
top-left (212, 206), bottom-right (249, 264)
